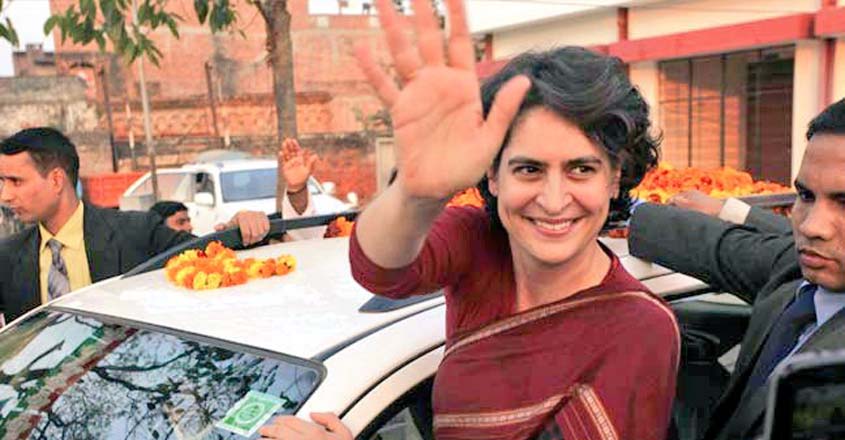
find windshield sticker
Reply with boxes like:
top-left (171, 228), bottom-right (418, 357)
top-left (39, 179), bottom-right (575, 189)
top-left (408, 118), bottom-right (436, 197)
top-left (215, 390), bottom-right (285, 437)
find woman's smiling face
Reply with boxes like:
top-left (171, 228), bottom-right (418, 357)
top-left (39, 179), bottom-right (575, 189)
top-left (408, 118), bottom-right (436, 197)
top-left (487, 107), bottom-right (620, 269)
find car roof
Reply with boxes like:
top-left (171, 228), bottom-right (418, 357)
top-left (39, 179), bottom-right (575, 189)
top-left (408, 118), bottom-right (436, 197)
top-left (51, 237), bottom-right (444, 360)
top-left (179, 159), bottom-right (278, 172)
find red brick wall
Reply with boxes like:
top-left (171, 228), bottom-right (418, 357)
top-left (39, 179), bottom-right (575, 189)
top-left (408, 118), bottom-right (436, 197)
top-left (49, 0), bottom-right (396, 136)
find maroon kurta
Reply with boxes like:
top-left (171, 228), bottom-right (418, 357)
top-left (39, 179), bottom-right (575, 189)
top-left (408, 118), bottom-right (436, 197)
top-left (350, 206), bottom-right (680, 440)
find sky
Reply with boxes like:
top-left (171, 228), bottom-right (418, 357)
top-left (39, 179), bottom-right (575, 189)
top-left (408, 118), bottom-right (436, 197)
top-left (0, 0), bottom-right (624, 76)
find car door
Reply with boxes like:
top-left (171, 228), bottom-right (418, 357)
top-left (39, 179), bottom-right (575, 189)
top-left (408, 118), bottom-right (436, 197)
top-left (668, 292), bottom-right (752, 440)
top-left (185, 172), bottom-right (220, 235)
top-left (342, 347), bottom-right (441, 440)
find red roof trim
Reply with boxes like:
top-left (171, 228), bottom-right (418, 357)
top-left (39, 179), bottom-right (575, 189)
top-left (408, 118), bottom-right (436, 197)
top-left (608, 13), bottom-right (815, 63)
top-left (815, 6), bottom-right (845, 37)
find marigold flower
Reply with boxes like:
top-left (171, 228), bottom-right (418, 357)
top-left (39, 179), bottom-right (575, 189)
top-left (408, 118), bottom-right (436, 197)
top-left (164, 242), bottom-right (297, 290)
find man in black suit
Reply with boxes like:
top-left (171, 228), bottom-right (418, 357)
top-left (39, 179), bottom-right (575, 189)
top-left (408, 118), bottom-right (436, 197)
top-left (0, 127), bottom-right (271, 324)
top-left (628, 98), bottom-right (845, 440)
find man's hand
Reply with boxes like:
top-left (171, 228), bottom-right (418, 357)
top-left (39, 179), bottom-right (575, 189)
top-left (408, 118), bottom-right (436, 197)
top-left (214, 210), bottom-right (270, 246)
top-left (280, 138), bottom-right (319, 193)
top-left (259, 413), bottom-right (352, 440)
top-left (666, 190), bottom-right (725, 217)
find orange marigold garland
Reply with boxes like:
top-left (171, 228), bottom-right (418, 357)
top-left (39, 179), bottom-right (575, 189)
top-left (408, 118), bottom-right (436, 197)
top-left (632, 163), bottom-right (792, 203)
top-left (165, 241), bottom-right (296, 290)
top-left (446, 187), bottom-right (485, 208)
top-left (324, 216), bottom-right (356, 238)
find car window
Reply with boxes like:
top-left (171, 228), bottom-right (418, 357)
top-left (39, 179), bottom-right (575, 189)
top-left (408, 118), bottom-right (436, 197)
top-left (363, 379), bottom-right (434, 440)
top-left (369, 408), bottom-right (427, 440)
top-left (0, 310), bottom-right (323, 439)
top-left (128, 173), bottom-right (195, 203)
top-left (220, 169), bottom-right (278, 202)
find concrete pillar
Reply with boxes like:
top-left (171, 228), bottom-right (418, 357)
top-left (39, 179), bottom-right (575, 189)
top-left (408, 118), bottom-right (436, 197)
top-left (833, 38), bottom-right (845, 102)
top-left (792, 40), bottom-right (823, 181)
top-left (628, 61), bottom-right (660, 131)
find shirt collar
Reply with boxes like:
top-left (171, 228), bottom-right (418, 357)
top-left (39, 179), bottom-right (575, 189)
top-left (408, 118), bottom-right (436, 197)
top-left (814, 286), bottom-right (845, 327)
top-left (798, 281), bottom-right (845, 328)
top-left (39, 203), bottom-right (85, 253)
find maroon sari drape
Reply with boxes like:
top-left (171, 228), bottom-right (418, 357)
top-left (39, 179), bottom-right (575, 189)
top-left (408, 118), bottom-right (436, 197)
top-left (431, 289), bottom-right (679, 440)
top-left (349, 207), bottom-right (680, 440)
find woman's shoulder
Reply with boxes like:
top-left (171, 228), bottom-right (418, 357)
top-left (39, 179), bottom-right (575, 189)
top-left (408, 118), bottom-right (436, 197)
top-left (603, 290), bottom-right (680, 344)
top-left (431, 206), bottom-right (498, 241)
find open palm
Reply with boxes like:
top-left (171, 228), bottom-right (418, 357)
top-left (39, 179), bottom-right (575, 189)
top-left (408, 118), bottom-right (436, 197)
top-left (279, 138), bottom-right (317, 192)
top-left (357, 0), bottom-right (530, 200)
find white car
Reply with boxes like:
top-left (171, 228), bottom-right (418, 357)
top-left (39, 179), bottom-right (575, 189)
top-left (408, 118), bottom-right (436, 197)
top-left (119, 156), bottom-right (356, 235)
top-left (0, 222), bottom-right (750, 439)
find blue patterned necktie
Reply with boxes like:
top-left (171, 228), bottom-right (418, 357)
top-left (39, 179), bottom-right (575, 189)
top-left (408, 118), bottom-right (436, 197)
top-left (47, 238), bottom-right (71, 300)
top-left (746, 285), bottom-right (817, 391)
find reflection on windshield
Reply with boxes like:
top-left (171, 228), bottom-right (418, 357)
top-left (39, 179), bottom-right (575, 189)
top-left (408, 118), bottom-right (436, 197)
top-left (0, 311), bottom-right (322, 439)
top-left (220, 170), bottom-right (278, 203)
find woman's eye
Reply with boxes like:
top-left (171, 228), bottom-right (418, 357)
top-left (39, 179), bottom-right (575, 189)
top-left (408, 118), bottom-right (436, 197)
top-left (514, 166), bottom-right (540, 175)
top-left (571, 165), bottom-right (596, 176)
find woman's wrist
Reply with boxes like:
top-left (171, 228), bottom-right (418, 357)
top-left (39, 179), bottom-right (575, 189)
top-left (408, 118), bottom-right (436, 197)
top-left (286, 185), bottom-right (307, 195)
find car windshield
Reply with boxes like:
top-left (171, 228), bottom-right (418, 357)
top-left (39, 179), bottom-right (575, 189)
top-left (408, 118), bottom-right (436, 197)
top-left (220, 170), bottom-right (321, 203)
top-left (129, 173), bottom-right (195, 203)
top-left (220, 169), bottom-right (278, 202)
top-left (0, 309), bottom-right (323, 439)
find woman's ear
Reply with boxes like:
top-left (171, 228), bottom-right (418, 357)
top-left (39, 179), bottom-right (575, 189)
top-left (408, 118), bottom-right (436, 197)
top-left (486, 167), bottom-right (499, 196)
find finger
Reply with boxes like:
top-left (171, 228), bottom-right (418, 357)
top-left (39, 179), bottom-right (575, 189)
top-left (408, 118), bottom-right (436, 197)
top-left (355, 44), bottom-right (399, 107)
top-left (258, 423), bottom-right (301, 439)
top-left (481, 75), bottom-right (531, 149)
top-left (310, 412), bottom-right (347, 434)
top-left (214, 222), bottom-right (227, 232)
top-left (412, 0), bottom-right (445, 66)
top-left (283, 138), bottom-right (295, 157)
top-left (246, 217), bottom-right (258, 245)
top-left (444, 0), bottom-right (475, 70)
top-left (306, 154), bottom-right (319, 172)
top-left (375, 0), bottom-right (423, 82)
top-left (259, 214), bottom-right (270, 240)
top-left (278, 416), bottom-right (312, 435)
top-left (235, 212), bottom-right (252, 244)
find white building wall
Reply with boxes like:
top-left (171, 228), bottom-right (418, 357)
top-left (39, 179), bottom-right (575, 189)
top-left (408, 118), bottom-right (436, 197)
top-left (834, 38), bottom-right (845, 102)
top-left (792, 39), bottom-right (824, 180)
top-left (629, 61), bottom-right (661, 129)
top-left (492, 10), bottom-right (617, 59)
top-left (629, 0), bottom-right (820, 40)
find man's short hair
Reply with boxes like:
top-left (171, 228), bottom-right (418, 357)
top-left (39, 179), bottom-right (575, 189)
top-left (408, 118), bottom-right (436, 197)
top-left (0, 127), bottom-right (80, 187)
top-left (150, 201), bottom-right (188, 220)
top-left (807, 98), bottom-right (845, 140)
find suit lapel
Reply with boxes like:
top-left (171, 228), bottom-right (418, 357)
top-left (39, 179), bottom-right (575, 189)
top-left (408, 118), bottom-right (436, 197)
top-left (14, 228), bottom-right (41, 318)
top-left (731, 280), bottom-right (800, 386)
top-left (704, 279), bottom-right (800, 440)
top-left (83, 205), bottom-right (119, 282)
top-left (721, 292), bottom-right (845, 439)
top-left (797, 305), bottom-right (845, 353)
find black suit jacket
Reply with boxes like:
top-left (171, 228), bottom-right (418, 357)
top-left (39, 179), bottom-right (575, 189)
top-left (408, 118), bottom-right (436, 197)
top-left (0, 203), bottom-right (194, 323)
top-left (628, 204), bottom-right (845, 440)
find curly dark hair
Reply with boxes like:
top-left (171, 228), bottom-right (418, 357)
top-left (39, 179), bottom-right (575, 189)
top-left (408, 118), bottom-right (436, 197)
top-left (476, 46), bottom-right (660, 229)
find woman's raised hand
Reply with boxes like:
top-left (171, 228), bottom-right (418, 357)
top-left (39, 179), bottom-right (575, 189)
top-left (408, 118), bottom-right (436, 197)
top-left (356, 0), bottom-right (530, 201)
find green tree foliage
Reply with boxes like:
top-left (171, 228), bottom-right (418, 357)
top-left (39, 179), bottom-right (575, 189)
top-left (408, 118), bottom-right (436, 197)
top-left (44, 0), bottom-right (238, 65)
top-left (0, 0), bottom-right (20, 46)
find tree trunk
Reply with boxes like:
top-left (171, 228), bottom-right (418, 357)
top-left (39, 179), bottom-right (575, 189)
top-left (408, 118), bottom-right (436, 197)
top-left (261, 0), bottom-right (298, 213)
